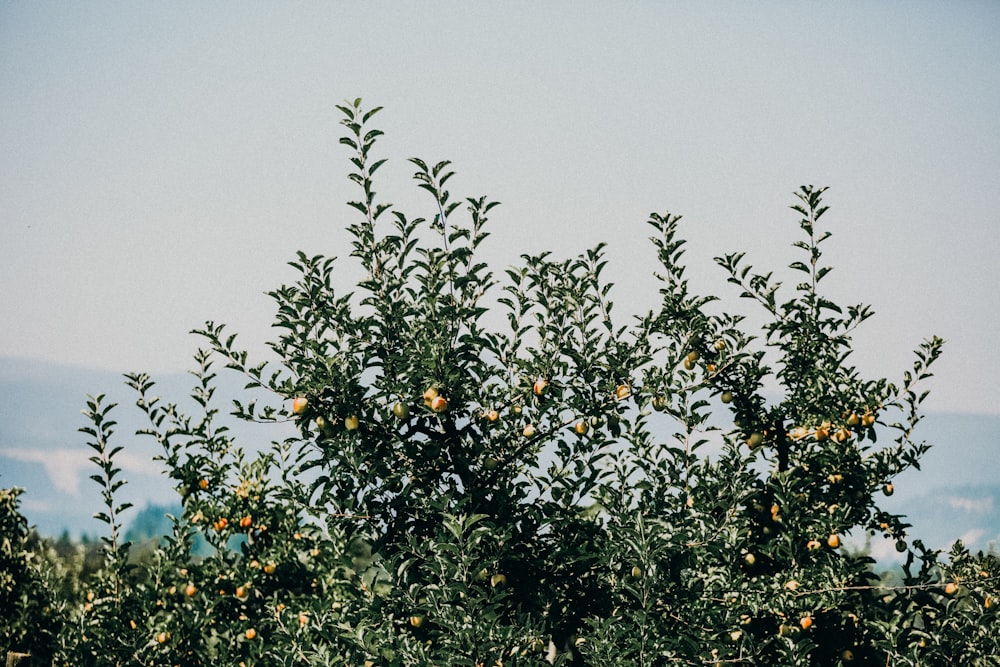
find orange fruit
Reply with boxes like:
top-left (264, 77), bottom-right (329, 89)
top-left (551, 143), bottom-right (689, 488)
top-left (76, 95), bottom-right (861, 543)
top-left (423, 387), bottom-right (439, 405)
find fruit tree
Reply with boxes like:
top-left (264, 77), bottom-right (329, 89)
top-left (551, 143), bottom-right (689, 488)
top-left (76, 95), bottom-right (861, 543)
top-left (2, 100), bottom-right (998, 666)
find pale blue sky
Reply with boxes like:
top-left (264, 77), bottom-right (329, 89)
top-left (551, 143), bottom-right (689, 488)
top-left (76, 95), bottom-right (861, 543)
top-left (2, 2), bottom-right (998, 414)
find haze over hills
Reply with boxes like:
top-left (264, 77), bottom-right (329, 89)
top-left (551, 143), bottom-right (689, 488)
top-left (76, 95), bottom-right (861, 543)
top-left (1, 356), bottom-right (997, 561)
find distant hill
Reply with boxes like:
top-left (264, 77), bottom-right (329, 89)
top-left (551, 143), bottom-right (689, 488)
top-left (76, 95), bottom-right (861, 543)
top-left (0, 356), bottom-right (291, 539)
top-left (2, 356), bottom-right (997, 560)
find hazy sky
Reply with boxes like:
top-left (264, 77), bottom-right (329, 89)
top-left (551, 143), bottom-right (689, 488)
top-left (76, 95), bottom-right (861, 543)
top-left (2, 2), bottom-right (999, 415)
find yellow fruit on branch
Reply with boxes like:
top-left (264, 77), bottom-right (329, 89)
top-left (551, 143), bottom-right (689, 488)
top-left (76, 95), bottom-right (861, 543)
top-left (827, 534), bottom-right (841, 549)
top-left (422, 387), bottom-right (439, 406)
top-left (430, 395), bottom-right (449, 413)
top-left (344, 415), bottom-right (360, 431)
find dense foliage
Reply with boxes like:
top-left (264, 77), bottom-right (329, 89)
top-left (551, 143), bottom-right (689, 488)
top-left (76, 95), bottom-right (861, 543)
top-left (3, 100), bottom-right (998, 666)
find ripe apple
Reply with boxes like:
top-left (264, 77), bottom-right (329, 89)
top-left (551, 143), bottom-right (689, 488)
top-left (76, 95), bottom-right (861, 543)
top-left (574, 420), bottom-right (589, 435)
top-left (185, 583), bottom-right (197, 597)
top-left (240, 515), bottom-right (253, 529)
top-left (720, 390), bottom-right (733, 404)
top-left (630, 565), bottom-right (643, 578)
top-left (392, 402), bottom-right (410, 420)
top-left (522, 424), bottom-right (536, 438)
top-left (744, 553), bottom-right (756, 566)
top-left (245, 628), bottom-right (257, 640)
top-left (713, 340), bottom-right (726, 351)
top-left (615, 383), bottom-right (631, 400)
top-left (263, 563), bottom-right (277, 575)
top-left (409, 614), bottom-right (425, 628)
top-left (422, 387), bottom-right (439, 406)
top-left (814, 424), bottom-right (830, 441)
top-left (430, 395), bottom-right (448, 413)
top-left (490, 573), bottom-right (507, 588)
top-left (883, 483), bottom-right (894, 496)
top-left (944, 582), bottom-right (959, 596)
top-left (807, 539), bottom-right (822, 551)
top-left (846, 412), bottom-right (860, 427)
top-left (198, 478), bottom-right (209, 490)
top-left (292, 396), bottom-right (309, 416)
top-left (157, 631), bottom-right (169, 644)
top-left (345, 415), bottom-right (360, 431)
top-left (827, 534), bottom-right (841, 549)
top-left (746, 432), bottom-right (763, 449)
top-left (799, 616), bottom-right (813, 630)
top-left (841, 649), bottom-right (855, 662)
top-left (484, 409), bottom-right (499, 423)
top-left (213, 517), bottom-right (228, 532)
top-left (532, 378), bottom-right (548, 396)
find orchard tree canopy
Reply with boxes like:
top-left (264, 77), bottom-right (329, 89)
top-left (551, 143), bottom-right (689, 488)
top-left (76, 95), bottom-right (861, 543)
top-left (2, 100), bottom-right (998, 667)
